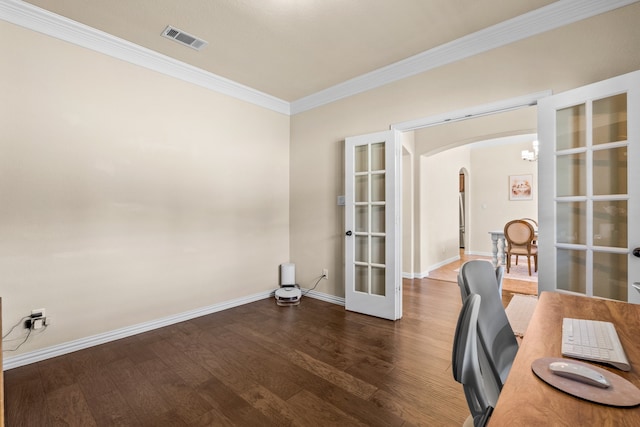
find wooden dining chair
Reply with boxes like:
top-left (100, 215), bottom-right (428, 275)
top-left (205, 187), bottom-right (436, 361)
top-left (521, 218), bottom-right (538, 245)
top-left (504, 219), bottom-right (538, 276)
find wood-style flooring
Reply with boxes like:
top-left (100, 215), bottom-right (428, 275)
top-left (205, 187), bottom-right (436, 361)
top-left (427, 252), bottom-right (538, 307)
top-left (3, 254), bottom-right (535, 426)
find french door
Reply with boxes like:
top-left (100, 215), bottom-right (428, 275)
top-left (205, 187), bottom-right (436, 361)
top-left (538, 70), bottom-right (640, 303)
top-left (344, 130), bottom-right (402, 320)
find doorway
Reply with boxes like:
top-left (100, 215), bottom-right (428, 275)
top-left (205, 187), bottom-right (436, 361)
top-left (459, 168), bottom-right (467, 250)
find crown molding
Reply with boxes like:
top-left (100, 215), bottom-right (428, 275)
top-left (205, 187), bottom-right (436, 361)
top-left (0, 0), bottom-right (290, 115)
top-left (290, 0), bottom-right (639, 114)
top-left (1, 0), bottom-right (637, 116)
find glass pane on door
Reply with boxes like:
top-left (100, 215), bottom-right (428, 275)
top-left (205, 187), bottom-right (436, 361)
top-left (355, 145), bottom-right (368, 172)
top-left (593, 200), bottom-right (627, 248)
top-left (593, 252), bottom-right (627, 300)
top-left (352, 142), bottom-right (386, 297)
top-left (371, 143), bottom-right (385, 171)
top-left (372, 206), bottom-right (385, 233)
top-left (553, 92), bottom-right (630, 301)
top-left (556, 104), bottom-right (586, 150)
top-left (355, 206), bottom-right (368, 232)
top-left (557, 249), bottom-right (586, 294)
top-left (371, 267), bottom-right (385, 296)
top-left (593, 147), bottom-right (627, 195)
top-left (355, 265), bottom-right (368, 293)
top-left (593, 93), bottom-right (627, 145)
top-left (556, 202), bottom-right (586, 245)
top-left (556, 153), bottom-right (586, 197)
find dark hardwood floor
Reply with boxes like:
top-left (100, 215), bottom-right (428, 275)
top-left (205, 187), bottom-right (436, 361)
top-left (5, 254), bottom-right (532, 426)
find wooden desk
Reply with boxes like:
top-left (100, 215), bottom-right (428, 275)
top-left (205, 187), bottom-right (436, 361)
top-left (490, 292), bottom-right (640, 425)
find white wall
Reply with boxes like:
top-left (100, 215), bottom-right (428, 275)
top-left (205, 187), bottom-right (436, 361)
top-left (0, 21), bottom-right (290, 355)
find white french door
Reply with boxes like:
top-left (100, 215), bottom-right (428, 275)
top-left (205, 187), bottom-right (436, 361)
top-left (538, 70), bottom-right (640, 303)
top-left (345, 130), bottom-right (402, 320)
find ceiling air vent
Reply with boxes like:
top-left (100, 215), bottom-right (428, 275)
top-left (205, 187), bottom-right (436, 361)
top-left (161, 26), bottom-right (208, 51)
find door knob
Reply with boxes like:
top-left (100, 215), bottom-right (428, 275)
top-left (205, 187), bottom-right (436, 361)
top-left (346, 230), bottom-right (352, 236)
top-left (633, 247), bottom-right (640, 258)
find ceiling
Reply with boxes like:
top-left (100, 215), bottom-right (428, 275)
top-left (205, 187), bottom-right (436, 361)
top-left (22, 0), bottom-right (559, 102)
top-left (14, 0), bottom-right (638, 111)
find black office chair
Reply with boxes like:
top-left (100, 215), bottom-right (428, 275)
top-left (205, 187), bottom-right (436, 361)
top-left (452, 294), bottom-right (495, 427)
top-left (458, 260), bottom-right (518, 389)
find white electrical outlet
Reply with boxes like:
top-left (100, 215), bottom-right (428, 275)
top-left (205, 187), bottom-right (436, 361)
top-left (322, 268), bottom-right (329, 280)
top-left (32, 317), bottom-right (45, 330)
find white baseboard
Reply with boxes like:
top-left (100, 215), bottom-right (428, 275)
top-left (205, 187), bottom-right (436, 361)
top-left (3, 288), bottom-right (345, 371)
top-left (411, 254), bottom-right (462, 279)
top-left (302, 289), bottom-right (345, 306)
top-left (3, 291), bottom-right (272, 370)
top-left (465, 250), bottom-right (493, 257)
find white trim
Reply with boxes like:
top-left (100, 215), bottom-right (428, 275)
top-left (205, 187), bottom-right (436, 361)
top-left (430, 255), bottom-right (462, 272)
top-left (2, 289), bottom-right (345, 370)
top-left (465, 250), bottom-right (494, 258)
top-left (0, 0), bottom-right (290, 115)
top-left (302, 289), bottom-right (345, 306)
top-left (411, 254), bottom-right (464, 280)
top-left (391, 91), bottom-right (552, 132)
top-left (1, 0), bottom-right (636, 116)
top-left (3, 290), bottom-right (273, 370)
top-left (290, 0), bottom-right (638, 114)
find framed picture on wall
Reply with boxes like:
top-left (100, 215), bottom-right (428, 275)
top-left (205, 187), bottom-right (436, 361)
top-left (509, 174), bottom-right (533, 201)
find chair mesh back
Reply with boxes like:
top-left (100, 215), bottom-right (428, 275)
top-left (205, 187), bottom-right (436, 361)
top-left (459, 260), bottom-right (519, 387)
top-left (452, 294), bottom-right (494, 426)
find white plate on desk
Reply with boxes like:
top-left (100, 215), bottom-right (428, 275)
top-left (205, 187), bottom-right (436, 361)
top-left (532, 357), bottom-right (640, 407)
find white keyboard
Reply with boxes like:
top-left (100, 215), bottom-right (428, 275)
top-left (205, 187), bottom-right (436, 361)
top-left (562, 318), bottom-right (631, 371)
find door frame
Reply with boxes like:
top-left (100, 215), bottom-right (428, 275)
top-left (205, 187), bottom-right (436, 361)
top-left (390, 91), bottom-right (551, 280)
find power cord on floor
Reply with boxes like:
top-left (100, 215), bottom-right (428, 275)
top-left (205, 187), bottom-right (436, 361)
top-left (302, 274), bottom-right (326, 296)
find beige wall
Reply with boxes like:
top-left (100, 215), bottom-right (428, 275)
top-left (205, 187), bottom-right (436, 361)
top-left (412, 135), bottom-right (538, 276)
top-left (0, 21), bottom-right (290, 354)
top-left (401, 132), bottom-right (415, 275)
top-left (3, 3), bottom-right (640, 358)
top-left (290, 4), bottom-right (640, 298)
top-left (468, 136), bottom-right (538, 256)
top-left (420, 145), bottom-right (470, 274)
